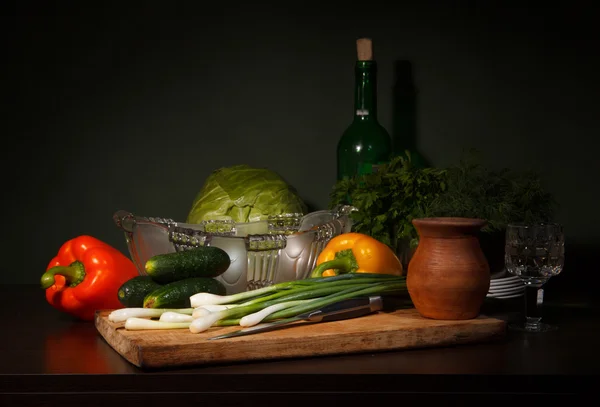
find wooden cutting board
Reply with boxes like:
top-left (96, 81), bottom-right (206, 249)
top-left (95, 308), bottom-right (506, 369)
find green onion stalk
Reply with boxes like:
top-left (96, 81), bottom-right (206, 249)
top-left (190, 276), bottom-right (408, 333)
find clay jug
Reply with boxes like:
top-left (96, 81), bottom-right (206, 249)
top-left (407, 217), bottom-right (490, 320)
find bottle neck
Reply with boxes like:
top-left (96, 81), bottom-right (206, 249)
top-left (353, 61), bottom-right (378, 122)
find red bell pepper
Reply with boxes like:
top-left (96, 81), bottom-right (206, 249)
top-left (41, 235), bottom-right (140, 321)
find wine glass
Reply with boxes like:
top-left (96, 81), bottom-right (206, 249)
top-left (504, 222), bottom-right (565, 332)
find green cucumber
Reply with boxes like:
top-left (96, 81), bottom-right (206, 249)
top-left (144, 246), bottom-right (231, 284)
top-left (117, 276), bottom-right (162, 308)
top-left (143, 277), bottom-right (227, 309)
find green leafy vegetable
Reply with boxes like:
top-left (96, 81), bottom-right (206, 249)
top-left (329, 150), bottom-right (556, 254)
top-left (425, 150), bottom-right (556, 232)
top-left (329, 152), bottom-right (447, 250)
top-left (186, 164), bottom-right (308, 223)
top-left (187, 274), bottom-right (409, 333)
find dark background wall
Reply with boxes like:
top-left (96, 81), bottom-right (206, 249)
top-left (2, 2), bottom-right (598, 288)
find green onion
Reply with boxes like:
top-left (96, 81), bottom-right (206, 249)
top-left (192, 304), bottom-right (240, 318)
top-left (188, 276), bottom-right (408, 333)
top-left (263, 282), bottom-right (407, 321)
top-left (189, 273), bottom-right (401, 307)
top-left (124, 317), bottom-right (191, 330)
top-left (108, 307), bottom-right (194, 323)
top-left (120, 275), bottom-right (410, 332)
top-left (239, 300), bottom-right (311, 327)
top-left (159, 312), bottom-right (194, 323)
top-left (236, 276), bottom-right (403, 307)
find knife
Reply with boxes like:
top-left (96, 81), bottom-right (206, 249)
top-left (206, 295), bottom-right (384, 340)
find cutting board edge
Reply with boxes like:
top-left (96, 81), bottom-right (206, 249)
top-left (95, 312), bottom-right (143, 367)
top-left (139, 322), bottom-right (508, 370)
top-left (95, 311), bottom-right (507, 370)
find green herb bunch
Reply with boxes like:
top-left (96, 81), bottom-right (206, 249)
top-left (329, 150), bottom-right (557, 251)
top-left (329, 153), bottom-right (447, 249)
top-left (426, 151), bottom-right (556, 233)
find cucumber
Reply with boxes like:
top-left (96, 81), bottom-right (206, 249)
top-left (143, 277), bottom-right (227, 309)
top-left (144, 246), bottom-right (231, 284)
top-left (117, 276), bottom-right (162, 308)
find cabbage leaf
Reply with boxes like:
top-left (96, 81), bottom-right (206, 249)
top-left (186, 165), bottom-right (307, 224)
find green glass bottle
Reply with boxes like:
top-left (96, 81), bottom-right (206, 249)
top-left (337, 38), bottom-right (392, 180)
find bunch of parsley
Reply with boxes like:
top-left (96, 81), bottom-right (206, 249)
top-left (329, 153), bottom-right (447, 250)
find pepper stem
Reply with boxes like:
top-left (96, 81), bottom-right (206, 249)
top-left (310, 249), bottom-right (358, 278)
top-left (41, 261), bottom-right (86, 289)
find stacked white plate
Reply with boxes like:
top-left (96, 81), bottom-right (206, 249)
top-left (486, 270), bottom-right (525, 299)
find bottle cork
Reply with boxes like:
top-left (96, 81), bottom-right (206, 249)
top-left (356, 38), bottom-right (373, 61)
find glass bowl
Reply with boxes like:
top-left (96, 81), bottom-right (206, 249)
top-left (113, 205), bottom-right (355, 294)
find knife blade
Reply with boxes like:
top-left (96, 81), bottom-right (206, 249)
top-left (206, 295), bottom-right (383, 340)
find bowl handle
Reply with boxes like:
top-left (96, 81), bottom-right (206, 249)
top-left (333, 204), bottom-right (358, 218)
top-left (113, 210), bottom-right (136, 232)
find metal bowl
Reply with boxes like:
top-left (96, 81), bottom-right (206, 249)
top-left (113, 205), bottom-right (355, 294)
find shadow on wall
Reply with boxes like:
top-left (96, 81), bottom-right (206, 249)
top-left (391, 59), bottom-right (430, 168)
top-left (303, 200), bottom-right (321, 213)
top-left (550, 242), bottom-right (600, 299)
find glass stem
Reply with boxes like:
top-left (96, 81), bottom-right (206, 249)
top-left (524, 285), bottom-right (543, 330)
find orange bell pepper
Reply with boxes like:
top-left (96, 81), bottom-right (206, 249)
top-left (41, 235), bottom-right (140, 321)
top-left (310, 232), bottom-right (403, 278)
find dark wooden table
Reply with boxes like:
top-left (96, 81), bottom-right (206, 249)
top-left (1, 283), bottom-right (598, 405)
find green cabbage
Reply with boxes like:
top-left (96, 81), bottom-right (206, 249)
top-left (186, 165), bottom-right (308, 224)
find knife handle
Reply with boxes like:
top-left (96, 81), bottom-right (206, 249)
top-left (306, 296), bottom-right (382, 323)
